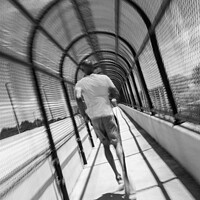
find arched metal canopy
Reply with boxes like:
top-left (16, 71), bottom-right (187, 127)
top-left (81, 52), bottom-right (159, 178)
top-left (24, 0), bottom-right (169, 90)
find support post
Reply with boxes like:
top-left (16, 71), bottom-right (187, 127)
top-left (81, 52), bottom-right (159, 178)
top-left (150, 33), bottom-right (178, 118)
top-left (85, 122), bottom-right (94, 147)
top-left (126, 77), bottom-right (136, 108)
top-left (61, 81), bottom-right (87, 165)
top-left (31, 70), bottom-right (70, 200)
top-left (134, 60), bottom-right (154, 114)
top-left (130, 70), bottom-right (143, 110)
top-left (5, 82), bottom-right (20, 134)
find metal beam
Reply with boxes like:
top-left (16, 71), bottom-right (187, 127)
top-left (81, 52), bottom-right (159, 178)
top-left (0, 50), bottom-right (74, 86)
top-left (57, 3), bottom-right (79, 62)
top-left (133, 0), bottom-right (172, 60)
top-left (79, 50), bottom-right (131, 74)
top-left (94, 58), bottom-right (128, 77)
top-left (115, 0), bottom-right (121, 62)
top-left (71, 0), bottom-right (102, 63)
top-left (96, 62), bottom-right (126, 79)
top-left (63, 30), bottom-right (136, 67)
top-left (104, 65), bottom-right (136, 107)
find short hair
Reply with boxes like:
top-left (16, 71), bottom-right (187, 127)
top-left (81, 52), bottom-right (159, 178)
top-left (80, 60), bottom-right (94, 75)
top-left (80, 60), bottom-right (93, 69)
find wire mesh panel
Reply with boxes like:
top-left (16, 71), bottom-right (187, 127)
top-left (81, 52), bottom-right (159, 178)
top-left (0, 3), bottom-right (50, 198)
top-left (0, 0), bottom-right (85, 199)
top-left (156, 0), bottom-right (200, 123)
top-left (127, 76), bottom-right (139, 107)
top-left (119, 40), bottom-right (135, 66)
top-left (131, 67), bottom-right (149, 110)
top-left (121, 0), bottom-right (148, 52)
top-left (0, 55), bottom-right (54, 199)
top-left (90, 0), bottom-right (115, 33)
top-left (34, 31), bottom-right (63, 73)
top-left (62, 56), bottom-right (78, 83)
top-left (0, 59), bottom-right (42, 137)
top-left (1, 0), bottom-right (200, 198)
top-left (65, 84), bottom-right (79, 115)
top-left (18, 0), bottom-right (54, 18)
top-left (0, 0), bottom-right (32, 61)
top-left (138, 41), bottom-right (172, 114)
top-left (68, 36), bottom-right (93, 63)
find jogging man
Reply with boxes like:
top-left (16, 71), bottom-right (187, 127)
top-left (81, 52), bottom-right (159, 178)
top-left (75, 60), bottom-right (135, 198)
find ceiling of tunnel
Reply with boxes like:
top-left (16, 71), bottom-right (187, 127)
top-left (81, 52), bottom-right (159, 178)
top-left (16, 0), bottom-right (164, 90)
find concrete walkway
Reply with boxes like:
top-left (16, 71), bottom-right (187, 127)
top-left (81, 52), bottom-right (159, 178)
top-left (70, 107), bottom-right (200, 200)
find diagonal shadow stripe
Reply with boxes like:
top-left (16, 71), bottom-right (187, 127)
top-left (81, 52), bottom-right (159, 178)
top-left (120, 109), bottom-right (200, 200)
top-left (119, 109), bottom-right (172, 200)
top-left (80, 142), bottom-right (102, 200)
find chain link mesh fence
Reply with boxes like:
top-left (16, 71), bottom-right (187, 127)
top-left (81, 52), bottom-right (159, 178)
top-left (0, 0), bottom-right (85, 199)
top-left (1, 0), bottom-right (200, 199)
top-left (155, 0), bottom-right (200, 123)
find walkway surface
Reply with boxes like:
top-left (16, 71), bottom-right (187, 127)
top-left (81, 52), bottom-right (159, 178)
top-left (70, 107), bottom-right (200, 200)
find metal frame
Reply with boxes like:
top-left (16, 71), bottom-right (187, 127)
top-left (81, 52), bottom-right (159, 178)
top-left (115, 0), bottom-right (121, 63)
top-left (71, 0), bottom-right (103, 64)
top-left (2, 0), bottom-right (198, 198)
top-left (125, 0), bottom-right (177, 117)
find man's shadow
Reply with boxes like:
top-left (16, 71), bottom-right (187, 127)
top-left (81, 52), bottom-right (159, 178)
top-left (94, 193), bottom-right (130, 200)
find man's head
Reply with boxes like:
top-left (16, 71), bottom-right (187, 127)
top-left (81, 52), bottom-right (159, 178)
top-left (80, 60), bottom-right (94, 75)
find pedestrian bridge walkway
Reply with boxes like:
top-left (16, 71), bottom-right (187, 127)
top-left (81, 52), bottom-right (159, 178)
top-left (1, 0), bottom-right (200, 199)
top-left (70, 107), bottom-right (200, 200)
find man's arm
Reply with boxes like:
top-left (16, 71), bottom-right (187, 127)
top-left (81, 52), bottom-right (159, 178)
top-left (106, 75), bottom-right (120, 100)
top-left (75, 86), bottom-right (88, 121)
top-left (108, 87), bottom-right (119, 99)
top-left (108, 87), bottom-right (120, 107)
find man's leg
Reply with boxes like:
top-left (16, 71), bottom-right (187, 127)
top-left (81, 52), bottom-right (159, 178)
top-left (103, 142), bottom-right (122, 184)
top-left (113, 140), bottom-right (136, 197)
top-left (91, 118), bottom-right (122, 183)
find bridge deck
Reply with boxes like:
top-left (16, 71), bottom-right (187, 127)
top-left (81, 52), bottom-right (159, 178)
top-left (70, 108), bottom-right (200, 200)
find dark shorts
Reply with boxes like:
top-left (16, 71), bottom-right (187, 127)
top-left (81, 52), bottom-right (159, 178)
top-left (91, 115), bottom-right (120, 145)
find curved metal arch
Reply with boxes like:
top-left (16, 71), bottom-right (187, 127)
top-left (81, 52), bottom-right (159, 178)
top-left (106, 73), bottom-right (133, 105)
top-left (106, 72), bottom-right (123, 83)
top-left (63, 30), bottom-right (137, 58)
top-left (74, 49), bottom-right (133, 83)
top-left (60, 2), bottom-right (153, 95)
top-left (101, 71), bottom-right (131, 104)
top-left (27, 0), bottom-right (166, 114)
top-left (108, 78), bottom-right (122, 91)
top-left (61, 0), bottom-right (153, 63)
top-left (61, 30), bottom-right (137, 83)
top-left (80, 50), bottom-right (131, 73)
top-left (106, 73), bottom-right (124, 87)
top-left (27, 0), bottom-right (79, 78)
top-left (99, 61), bottom-right (136, 106)
top-left (28, 0), bottom-right (88, 174)
top-left (108, 75), bottom-right (122, 84)
top-left (99, 61), bottom-right (136, 102)
top-left (94, 61), bottom-right (127, 79)
top-left (124, 0), bottom-right (151, 29)
top-left (27, 0), bottom-right (153, 79)
top-left (105, 68), bottom-right (126, 83)
top-left (29, 0), bottom-right (64, 51)
top-left (95, 60), bottom-right (127, 78)
top-left (59, 0), bottom-right (153, 79)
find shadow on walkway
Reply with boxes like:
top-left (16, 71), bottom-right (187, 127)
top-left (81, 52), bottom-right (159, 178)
top-left (95, 193), bottom-right (129, 200)
top-left (122, 111), bottom-right (200, 200)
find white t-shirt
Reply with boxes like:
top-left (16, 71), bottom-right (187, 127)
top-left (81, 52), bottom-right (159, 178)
top-left (75, 74), bottom-right (115, 119)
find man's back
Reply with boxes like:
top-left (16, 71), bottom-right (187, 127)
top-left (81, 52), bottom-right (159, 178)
top-left (75, 74), bottom-right (115, 119)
